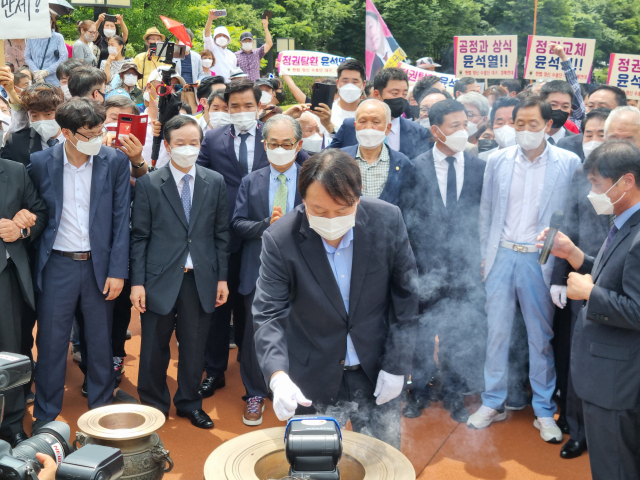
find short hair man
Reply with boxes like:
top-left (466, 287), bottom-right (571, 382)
top-left (604, 106), bottom-right (640, 148)
top-left (234, 18), bottom-right (273, 81)
top-left (413, 75), bottom-right (445, 107)
top-left (557, 107), bottom-right (611, 162)
top-left (68, 66), bottom-right (107, 100)
top-left (500, 79), bottom-right (522, 98)
top-left (102, 95), bottom-right (147, 177)
top-left (196, 75), bottom-right (225, 117)
top-left (453, 77), bottom-right (481, 98)
top-left (253, 149), bottom-right (419, 449)
top-left (585, 85), bottom-right (627, 113)
top-left (540, 80), bottom-right (576, 144)
top-left (458, 91), bottom-right (490, 145)
top-left (200, 89), bottom-right (229, 133)
top-left (478, 96), bottom-right (521, 160)
top-left (56, 58), bottom-right (83, 99)
top-left (331, 59), bottom-right (367, 129)
top-left (471, 96), bottom-right (581, 443)
top-left (298, 110), bottom-right (327, 154)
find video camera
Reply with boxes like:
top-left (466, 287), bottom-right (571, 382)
top-left (0, 354), bottom-right (124, 480)
top-left (284, 416), bottom-right (342, 479)
top-left (148, 42), bottom-right (187, 65)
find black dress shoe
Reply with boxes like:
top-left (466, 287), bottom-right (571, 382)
top-left (199, 375), bottom-right (225, 398)
top-left (32, 419), bottom-right (48, 435)
top-left (560, 439), bottom-right (586, 459)
top-left (176, 409), bottom-right (214, 429)
top-left (402, 396), bottom-right (430, 418)
top-left (9, 430), bottom-right (29, 448)
top-left (448, 402), bottom-right (470, 423)
top-left (557, 413), bottom-right (570, 434)
top-left (81, 376), bottom-right (88, 398)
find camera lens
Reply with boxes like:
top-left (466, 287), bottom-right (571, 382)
top-left (11, 421), bottom-right (72, 472)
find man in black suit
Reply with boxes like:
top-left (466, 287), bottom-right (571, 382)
top-left (538, 140), bottom-right (640, 479)
top-left (252, 149), bottom-right (419, 449)
top-left (196, 80), bottom-right (309, 397)
top-left (540, 80), bottom-right (578, 145)
top-left (231, 114), bottom-right (305, 426)
top-left (329, 68), bottom-right (430, 160)
top-left (403, 99), bottom-right (487, 422)
top-left (0, 158), bottom-right (47, 447)
top-left (557, 108), bottom-right (611, 162)
top-left (130, 116), bottom-right (230, 429)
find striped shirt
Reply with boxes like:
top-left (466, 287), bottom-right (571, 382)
top-left (355, 144), bottom-right (390, 199)
top-left (562, 60), bottom-right (586, 128)
top-left (25, 33), bottom-right (69, 86)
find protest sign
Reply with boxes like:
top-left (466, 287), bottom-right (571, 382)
top-left (524, 36), bottom-right (595, 83)
top-left (384, 47), bottom-right (407, 69)
top-left (1, 0), bottom-right (52, 65)
top-left (277, 51), bottom-right (347, 77)
top-left (365, 0), bottom-right (401, 80)
top-left (607, 53), bottom-right (640, 99)
top-left (397, 62), bottom-right (457, 90)
top-left (454, 35), bottom-right (518, 79)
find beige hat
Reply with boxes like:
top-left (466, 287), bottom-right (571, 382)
top-left (143, 27), bottom-right (166, 42)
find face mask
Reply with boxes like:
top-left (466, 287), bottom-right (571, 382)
top-left (208, 111), bottom-right (231, 129)
top-left (303, 133), bottom-right (323, 153)
top-left (478, 138), bottom-right (498, 153)
top-left (143, 91), bottom-right (150, 103)
top-left (108, 46), bottom-right (119, 55)
top-left (0, 112), bottom-right (12, 130)
top-left (31, 119), bottom-right (60, 140)
top-left (70, 134), bottom-right (102, 156)
top-left (339, 83), bottom-right (362, 104)
top-left (516, 128), bottom-right (546, 151)
top-left (437, 127), bottom-right (468, 153)
top-left (202, 58), bottom-right (213, 69)
top-left (124, 74), bottom-right (138, 87)
top-left (170, 145), bottom-right (200, 168)
top-left (241, 42), bottom-right (253, 52)
top-left (588, 177), bottom-right (626, 216)
top-left (215, 36), bottom-right (229, 48)
top-left (267, 144), bottom-right (298, 166)
top-left (419, 117), bottom-right (431, 129)
top-left (467, 121), bottom-right (479, 136)
top-left (103, 28), bottom-right (116, 38)
top-left (551, 109), bottom-right (570, 129)
top-left (582, 140), bottom-right (603, 160)
top-left (230, 111), bottom-right (257, 132)
top-left (306, 208), bottom-right (356, 241)
top-left (275, 91), bottom-right (286, 103)
top-left (383, 97), bottom-right (406, 118)
top-left (409, 105), bottom-right (420, 120)
top-left (84, 33), bottom-right (94, 42)
top-left (61, 84), bottom-right (72, 100)
top-left (494, 125), bottom-right (517, 148)
top-left (260, 91), bottom-right (273, 105)
top-left (356, 128), bottom-right (386, 148)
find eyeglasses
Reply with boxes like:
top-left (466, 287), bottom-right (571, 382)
top-left (75, 127), bottom-right (107, 142)
top-left (419, 107), bottom-right (430, 114)
top-left (265, 140), bottom-right (299, 150)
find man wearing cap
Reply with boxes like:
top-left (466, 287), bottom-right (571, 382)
top-left (416, 57), bottom-right (441, 72)
top-left (117, 62), bottom-right (144, 105)
top-left (134, 27), bottom-right (172, 87)
top-left (236, 18), bottom-right (273, 82)
top-left (229, 68), bottom-right (248, 81)
top-left (203, 10), bottom-right (238, 82)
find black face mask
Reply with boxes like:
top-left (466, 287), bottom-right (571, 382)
top-left (550, 109), bottom-right (570, 129)
top-left (384, 97), bottom-right (407, 118)
top-left (408, 105), bottom-right (420, 120)
top-left (478, 138), bottom-right (499, 153)
top-left (275, 90), bottom-right (286, 103)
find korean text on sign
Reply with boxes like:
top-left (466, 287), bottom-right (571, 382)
top-left (524, 35), bottom-right (596, 83)
top-left (0, 0), bottom-right (52, 41)
top-left (397, 62), bottom-right (457, 91)
top-left (607, 53), bottom-right (640, 99)
top-left (454, 35), bottom-right (518, 79)
top-left (277, 50), bottom-right (346, 77)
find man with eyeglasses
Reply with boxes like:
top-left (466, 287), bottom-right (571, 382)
top-left (415, 88), bottom-right (449, 149)
top-left (68, 65), bottom-right (107, 101)
top-left (27, 97), bottom-right (131, 433)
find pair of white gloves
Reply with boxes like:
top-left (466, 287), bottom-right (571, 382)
top-left (269, 370), bottom-right (404, 421)
top-left (550, 285), bottom-right (568, 309)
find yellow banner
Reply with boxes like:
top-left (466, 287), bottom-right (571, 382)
top-left (384, 48), bottom-right (407, 69)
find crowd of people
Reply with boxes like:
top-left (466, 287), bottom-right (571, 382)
top-left (1, 9), bottom-right (640, 480)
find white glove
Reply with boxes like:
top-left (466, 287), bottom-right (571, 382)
top-left (269, 372), bottom-right (312, 421)
top-left (373, 370), bottom-right (405, 405)
top-left (550, 285), bottom-right (567, 309)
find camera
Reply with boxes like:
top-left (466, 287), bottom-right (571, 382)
top-left (148, 42), bottom-right (186, 64)
top-left (0, 354), bottom-right (124, 480)
top-left (284, 416), bottom-right (342, 480)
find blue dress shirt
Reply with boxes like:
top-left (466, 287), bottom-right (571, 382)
top-left (321, 228), bottom-right (360, 366)
top-left (614, 200), bottom-right (640, 230)
top-left (268, 163), bottom-right (298, 214)
top-left (180, 52), bottom-right (193, 84)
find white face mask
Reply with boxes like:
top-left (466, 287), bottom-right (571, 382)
top-left (582, 140), bottom-right (603, 160)
top-left (170, 145), bottom-right (200, 168)
top-left (0, 112), bottom-right (12, 130)
top-left (303, 133), bottom-right (323, 153)
top-left (70, 134), bottom-right (103, 156)
top-left (84, 33), bottom-right (94, 42)
top-left (516, 127), bottom-right (546, 151)
top-left (215, 36), bottom-right (229, 48)
top-left (241, 42), bottom-right (253, 52)
top-left (588, 177), bottom-right (626, 216)
top-left (467, 121), bottom-right (479, 136)
top-left (61, 84), bottom-right (72, 100)
top-left (260, 91), bottom-right (273, 105)
top-left (32, 119), bottom-right (60, 141)
top-left (494, 125), bottom-right (517, 148)
top-left (339, 83), bottom-right (362, 104)
top-left (208, 111), bottom-right (231, 129)
top-left (202, 58), bottom-right (213, 69)
top-left (356, 128), bottom-right (386, 148)
top-left (267, 144), bottom-right (298, 166)
top-left (437, 127), bottom-right (468, 153)
top-left (419, 117), bottom-right (431, 129)
top-left (103, 28), bottom-right (116, 38)
top-left (143, 91), bottom-right (150, 103)
top-left (124, 74), bottom-right (138, 87)
top-left (108, 46), bottom-right (119, 55)
top-left (306, 208), bottom-right (356, 241)
top-left (230, 111), bottom-right (257, 132)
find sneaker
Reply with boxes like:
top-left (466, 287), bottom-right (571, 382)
top-left (243, 397), bottom-right (265, 426)
top-left (534, 416), bottom-right (563, 443)
top-left (114, 357), bottom-right (125, 376)
top-left (467, 405), bottom-right (507, 429)
top-left (81, 376), bottom-right (88, 398)
top-left (229, 329), bottom-right (237, 350)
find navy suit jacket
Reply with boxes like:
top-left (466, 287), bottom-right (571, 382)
top-left (27, 144), bottom-right (131, 292)
top-left (557, 133), bottom-right (585, 162)
top-left (231, 164), bottom-right (302, 295)
top-left (329, 117), bottom-right (431, 160)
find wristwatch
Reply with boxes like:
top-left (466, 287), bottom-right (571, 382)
top-left (132, 160), bottom-right (146, 169)
top-left (20, 228), bottom-right (29, 239)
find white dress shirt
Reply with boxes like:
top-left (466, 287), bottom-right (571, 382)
top-left (330, 100), bottom-right (356, 128)
top-left (433, 144), bottom-right (465, 206)
top-left (52, 144), bottom-right (93, 252)
top-left (501, 144), bottom-right (550, 244)
top-left (386, 117), bottom-right (400, 151)
top-left (40, 130), bottom-right (65, 151)
top-left (169, 161), bottom-right (196, 269)
top-left (546, 127), bottom-right (565, 145)
top-left (233, 122), bottom-right (257, 173)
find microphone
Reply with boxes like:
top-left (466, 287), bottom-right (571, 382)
top-left (538, 210), bottom-right (564, 265)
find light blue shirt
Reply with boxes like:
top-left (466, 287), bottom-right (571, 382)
top-left (25, 33), bottom-right (69, 86)
top-left (614, 201), bottom-right (640, 230)
top-left (321, 228), bottom-right (360, 366)
top-left (268, 163), bottom-right (297, 214)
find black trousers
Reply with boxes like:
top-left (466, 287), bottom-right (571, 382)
top-left (138, 272), bottom-right (212, 413)
top-left (203, 249), bottom-right (245, 378)
top-left (0, 261), bottom-right (27, 436)
top-left (240, 290), bottom-right (269, 400)
top-left (552, 301), bottom-right (573, 415)
top-left (583, 399), bottom-right (640, 480)
top-left (566, 299), bottom-right (586, 443)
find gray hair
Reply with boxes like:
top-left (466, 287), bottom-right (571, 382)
top-left (356, 99), bottom-right (391, 124)
top-left (263, 114), bottom-right (302, 141)
top-left (605, 106), bottom-right (640, 136)
top-left (300, 111), bottom-right (322, 130)
top-left (457, 91), bottom-right (490, 117)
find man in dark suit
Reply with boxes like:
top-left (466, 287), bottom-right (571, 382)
top-left (329, 68), bottom-right (430, 160)
top-left (27, 98), bottom-right (131, 431)
top-left (130, 116), bottom-right (230, 429)
top-left (231, 114), bottom-right (305, 426)
top-left (0, 158), bottom-right (47, 447)
top-left (537, 139), bottom-right (640, 479)
top-left (557, 108), bottom-right (611, 163)
top-left (196, 80), bottom-right (309, 397)
top-left (403, 99), bottom-right (487, 422)
top-left (253, 149), bottom-right (419, 449)
top-left (540, 81), bottom-right (578, 145)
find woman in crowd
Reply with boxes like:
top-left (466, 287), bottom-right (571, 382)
top-left (73, 20), bottom-right (98, 66)
top-left (200, 50), bottom-right (216, 78)
top-left (101, 36), bottom-right (130, 88)
top-left (94, 13), bottom-right (129, 66)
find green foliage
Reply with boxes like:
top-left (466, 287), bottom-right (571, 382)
top-left (282, 75), bottom-right (316, 104)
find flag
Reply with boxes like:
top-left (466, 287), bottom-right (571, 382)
top-left (365, 0), bottom-right (401, 80)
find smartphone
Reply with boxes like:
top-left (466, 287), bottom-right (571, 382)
top-left (214, 9), bottom-right (227, 17)
top-left (261, 10), bottom-right (273, 20)
top-left (311, 83), bottom-right (337, 112)
top-left (104, 14), bottom-right (117, 23)
top-left (115, 114), bottom-right (148, 147)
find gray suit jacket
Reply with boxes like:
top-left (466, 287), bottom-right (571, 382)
top-left (252, 197), bottom-right (419, 404)
top-left (571, 208), bottom-right (640, 410)
top-left (556, 133), bottom-right (585, 162)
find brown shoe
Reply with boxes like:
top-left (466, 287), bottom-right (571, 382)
top-left (243, 397), bottom-right (265, 426)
